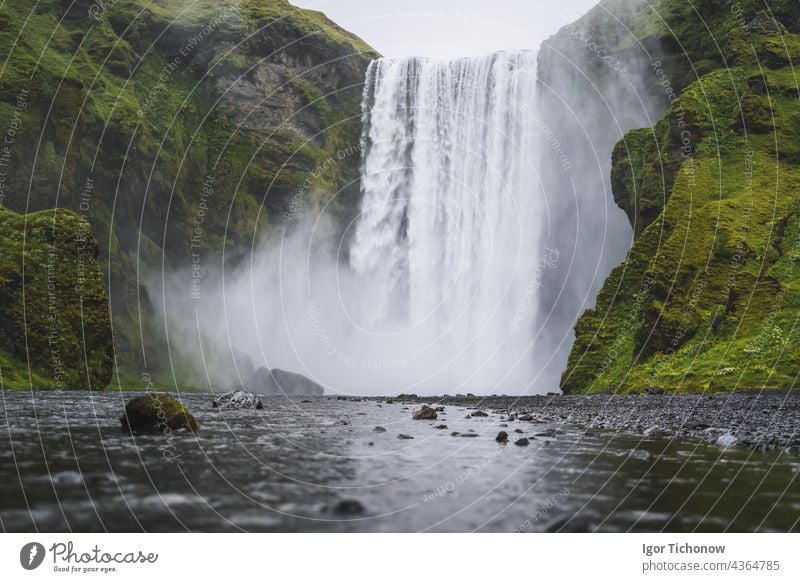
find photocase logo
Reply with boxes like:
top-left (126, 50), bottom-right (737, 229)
top-left (20, 542), bottom-right (46, 570)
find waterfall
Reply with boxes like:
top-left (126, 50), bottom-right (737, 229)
top-left (348, 52), bottom-right (547, 393)
top-left (167, 42), bottom-right (661, 397)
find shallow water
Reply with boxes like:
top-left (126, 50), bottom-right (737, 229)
top-left (0, 392), bottom-right (798, 532)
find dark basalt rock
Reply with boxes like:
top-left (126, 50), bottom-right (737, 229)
top-left (397, 434), bottom-right (414, 440)
top-left (248, 367), bottom-right (325, 396)
top-left (332, 499), bottom-right (365, 516)
top-left (412, 405), bottom-right (438, 420)
top-left (645, 386), bottom-right (666, 395)
top-left (121, 394), bottom-right (199, 433)
top-left (372, 426), bottom-right (387, 433)
top-left (471, 410), bottom-right (489, 417)
top-left (496, 431), bottom-right (509, 443)
top-left (514, 438), bottom-right (530, 446)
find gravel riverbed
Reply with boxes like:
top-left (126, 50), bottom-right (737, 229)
top-left (382, 391), bottom-right (800, 454)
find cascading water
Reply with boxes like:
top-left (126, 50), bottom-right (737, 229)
top-left (347, 52), bottom-right (549, 393)
top-left (167, 40), bottom-right (658, 396)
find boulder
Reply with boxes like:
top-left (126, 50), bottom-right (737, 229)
top-left (212, 390), bottom-right (263, 409)
top-left (412, 405), bottom-right (438, 420)
top-left (645, 386), bottom-right (666, 395)
top-left (471, 410), bottom-right (489, 417)
top-left (514, 438), bottom-right (530, 446)
top-left (332, 499), bottom-right (365, 516)
top-left (247, 367), bottom-right (325, 396)
top-left (121, 394), bottom-right (199, 433)
top-left (496, 431), bottom-right (509, 443)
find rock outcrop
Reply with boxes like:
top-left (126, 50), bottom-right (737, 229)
top-left (247, 367), bottom-right (325, 396)
top-left (552, 0), bottom-right (800, 393)
top-left (0, 0), bottom-right (377, 388)
top-left (0, 207), bottom-right (113, 389)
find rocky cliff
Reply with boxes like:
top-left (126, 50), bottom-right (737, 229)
top-left (0, 0), bottom-right (376, 388)
top-left (555, 0), bottom-right (800, 393)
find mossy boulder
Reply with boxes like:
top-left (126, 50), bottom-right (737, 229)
top-left (121, 394), bottom-right (199, 432)
top-left (0, 206), bottom-right (113, 389)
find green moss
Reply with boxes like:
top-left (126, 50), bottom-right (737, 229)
top-left (0, 206), bottom-right (114, 389)
top-left (121, 393), bottom-right (199, 432)
top-left (562, 1), bottom-right (800, 394)
top-left (0, 0), bottom-right (376, 389)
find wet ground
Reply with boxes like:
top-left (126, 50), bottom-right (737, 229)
top-left (1, 391), bottom-right (798, 532)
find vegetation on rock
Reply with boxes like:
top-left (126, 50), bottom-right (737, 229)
top-left (0, 0), bottom-right (376, 389)
top-left (0, 206), bottom-right (113, 389)
top-left (558, 0), bottom-right (800, 393)
top-left (121, 393), bottom-right (199, 432)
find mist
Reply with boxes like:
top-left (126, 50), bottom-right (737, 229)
top-left (160, 1), bottom-right (665, 397)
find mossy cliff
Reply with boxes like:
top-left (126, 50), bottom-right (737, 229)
top-left (0, 207), bottom-right (113, 389)
top-left (555, 0), bottom-right (800, 393)
top-left (0, 0), bottom-right (376, 388)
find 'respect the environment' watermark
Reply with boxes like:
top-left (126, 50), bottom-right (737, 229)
top-left (139, 11), bottom-right (235, 117)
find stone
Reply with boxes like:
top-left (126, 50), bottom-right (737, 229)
top-left (372, 426), bottom-right (387, 433)
top-left (212, 390), bottom-right (263, 409)
top-left (332, 499), bottom-right (365, 516)
top-left (514, 438), bottom-right (530, 446)
top-left (412, 405), bottom-right (438, 420)
top-left (496, 431), bottom-right (509, 443)
top-left (472, 410), bottom-right (488, 417)
top-left (398, 434), bottom-right (414, 440)
top-left (645, 386), bottom-right (666, 395)
top-left (121, 394), bottom-right (199, 433)
top-left (717, 433), bottom-right (739, 448)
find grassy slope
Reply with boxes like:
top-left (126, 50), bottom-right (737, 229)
top-left (0, 0), bottom-right (376, 389)
top-left (561, 0), bottom-right (800, 393)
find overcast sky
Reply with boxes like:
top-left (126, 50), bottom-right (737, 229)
top-left (290, 0), bottom-right (601, 58)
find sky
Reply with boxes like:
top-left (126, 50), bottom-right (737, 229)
top-left (290, 0), bottom-right (601, 59)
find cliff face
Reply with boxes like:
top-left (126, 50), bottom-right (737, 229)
top-left (0, 207), bottom-right (113, 389)
top-left (0, 0), bottom-right (376, 387)
top-left (558, 0), bottom-right (800, 393)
